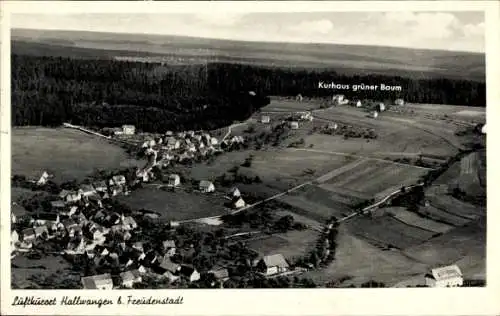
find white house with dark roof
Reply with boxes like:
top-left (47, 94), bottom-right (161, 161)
top-left (120, 270), bottom-right (142, 288)
top-left (289, 121), bottom-right (299, 129)
top-left (199, 180), bottom-right (215, 193)
top-left (261, 115), bottom-right (271, 124)
top-left (162, 240), bottom-right (177, 257)
top-left (81, 273), bottom-right (114, 290)
top-left (167, 174), bottom-right (181, 187)
top-left (80, 184), bottom-right (97, 197)
top-left (425, 265), bottom-right (463, 287)
top-left (122, 125), bottom-right (136, 135)
top-left (229, 187), bottom-right (241, 198)
top-left (257, 254), bottom-right (290, 276)
top-left (232, 197), bottom-right (246, 209)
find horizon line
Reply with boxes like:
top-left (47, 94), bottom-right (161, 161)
top-left (11, 27), bottom-right (485, 55)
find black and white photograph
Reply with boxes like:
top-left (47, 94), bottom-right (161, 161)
top-left (1, 1), bottom-right (498, 315)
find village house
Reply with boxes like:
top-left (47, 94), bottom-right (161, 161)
top-left (178, 152), bottom-right (194, 163)
top-left (327, 122), bottom-right (339, 130)
top-left (167, 174), bottom-right (181, 187)
top-left (11, 230), bottom-right (19, 248)
top-left (66, 238), bottom-right (86, 254)
top-left (120, 270), bottom-right (142, 288)
top-left (21, 228), bottom-right (36, 243)
top-left (289, 121), bottom-right (299, 129)
top-left (355, 100), bottom-right (362, 107)
top-left (300, 111), bottom-right (313, 121)
top-left (92, 181), bottom-right (108, 193)
top-left (61, 205), bottom-right (78, 217)
top-left (165, 130), bottom-right (174, 137)
top-left (50, 200), bottom-right (66, 211)
top-left (332, 94), bottom-right (346, 105)
top-left (81, 273), bottom-right (114, 290)
top-left (210, 137), bottom-right (219, 146)
top-left (80, 184), bottom-right (97, 197)
top-left (199, 180), bottom-right (215, 193)
top-left (230, 136), bottom-right (245, 144)
top-left (121, 215), bottom-right (138, 231)
top-left (132, 241), bottom-right (144, 253)
top-left (180, 265), bottom-right (201, 283)
top-left (425, 265), bottom-right (464, 288)
top-left (11, 213), bottom-right (16, 224)
top-left (162, 240), bottom-right (176, 257)
top-left (378, 103), bottom-right (386, 112)
top-left (261, 115), bottom-right (271, 124)
top-left (33, 213), bottom-right (60, 230)
top-left (256, 254), bottom-right (290, 276)
top-left (209, 268), bottom-right (230, 285)
top-left (34, 225), bottom-right (50, 239)
top-left (158, 257), bottom-right (182, 282)
top-left (296, 93), bottom-right (303, 102)
top-left (36, 171), bottom-right (50, 186)
top-left (372, 111), bottom-right (379, 119)
top-left (122, 125), bottom-right (136, 135)
top-left (229, 187), bottom-right (241, 198)
top-left (60, 190), bottom-right (83, 204)
top-left (109, 175), bottom-right (127, 187)
top-left (394, 98), bottom-right (405, 106)
top-left (231, 197), bottom-right (246, 209)
top-left (199, 147), bottom-right (209, 157)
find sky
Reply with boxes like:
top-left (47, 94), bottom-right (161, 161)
top-left (11, 11), bottom-right (485, 52)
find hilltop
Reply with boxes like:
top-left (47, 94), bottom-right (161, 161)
top-left (11, 28), bottom-right (485, 81)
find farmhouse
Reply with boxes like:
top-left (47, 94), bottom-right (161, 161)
top-left (163, 240), bottom-right (177, 257)
top-left (232, 197), bottom-right (246, 209)
top-left (81, 273), bottom-right (114, 290)
top-left (289, 121), bottom-right (299, 129)
top-left (121, 215), bottom-right (138, 231)
top-left (257, 254), bottom-right (290, 276)
top-left (165, 137), bottom-right (181, 150)
top-left (92, 181), bottom-right (108, 193)
top-left (110, 175), bottom-right (127, 187)
top-left (327, 122), bottom-right (338, 130)
top-left (199, 180), bottom-right (215, 193)
top-left (378, 103), bottom-right (386, 112)
top-left (34, 226), bottom-right (50, 239)
top-left (80, 184), bottom-right (97, 197)
top-left (209, 268), bottom-right (230, 283)
top-left (261, 116), bottom-right (271, 124)
top-left (229, 187), bottom-right (241, 198)
top-left (36, 171), bottom-right (50, 186)
top-left (332, 94), bottom-right (346, 105)
top-left (372, 111), bottom-right (379, 119)
top-left (425, 265), bottom-right (463, 288)
top-left (394, 98), bottom-right (405, 106)
top-left (120, 270), bottom-right (142, 288)
top-left (300, 111), bottom-right (313, 121)
top-left (296, 94), bottom-right (303, 102)
top-left (122, 125), bottom-right (136, 135)
top-left (354, 100), bottom-right (362, 107)
top-left (33, 213), bottom-right (60, 229)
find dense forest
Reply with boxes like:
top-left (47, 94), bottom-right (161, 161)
top-left (11, 54), bottom-right (486, 133)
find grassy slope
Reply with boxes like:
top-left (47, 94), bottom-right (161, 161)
top-left (11, 28), bottom-right (485, 81)
top-left (12, 127), bottom-right (144, 182)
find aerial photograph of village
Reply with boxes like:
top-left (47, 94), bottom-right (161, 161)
top-left (9, 11), bottom-right (486, 289)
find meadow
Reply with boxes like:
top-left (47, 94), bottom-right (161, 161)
top-left (12, 127), bottom-right (144, 182)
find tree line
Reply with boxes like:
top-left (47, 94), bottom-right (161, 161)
top-left (12, 55), bottom-right (485, 133)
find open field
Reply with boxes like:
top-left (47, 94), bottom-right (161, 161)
top-left (384, 207), bottom-right (454, 234)
top-left (277, 184), bottom-right (364, 222)
top-left (247, 229), bottom-right (320, 261)
top-left (435, 151), bottom-right (486, 197)
top-left (261, 99), bottom-right (323, 112)
top-left (303, 225), bottom-right (429, 286)
top-left (404, 217), bottom-right (486, 267)
top-left (427, 195), bottom-right (485, 220)
top-left (12, 29), bottom-right (485, 80)
top-left (346, 215), bottom-right (436, 250)
top-left (11, 254), bottom-right (77, 289)
top-left (316, 157), bottom-right (430, 198)
top-left (116, 187), bottom-right (225, 221)
top-left (417, 205), bottom-right (472, 227)
top-left (12, 128), bottom-right (144, 182)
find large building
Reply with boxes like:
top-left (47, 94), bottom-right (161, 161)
top-left (425, 265), bottom-right (463, 287)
